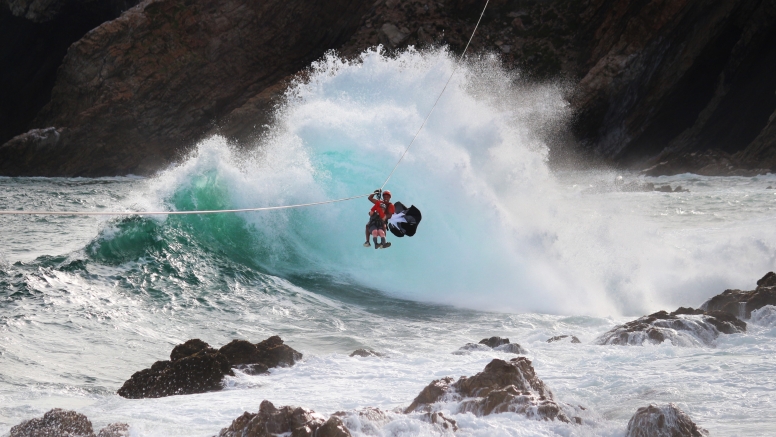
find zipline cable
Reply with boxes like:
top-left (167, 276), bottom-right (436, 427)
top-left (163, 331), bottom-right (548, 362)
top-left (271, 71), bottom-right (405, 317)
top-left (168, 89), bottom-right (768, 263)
top-left (380, 0), bottom-right (489, 191)
top-left (0, 0), bottom-right (489, 217)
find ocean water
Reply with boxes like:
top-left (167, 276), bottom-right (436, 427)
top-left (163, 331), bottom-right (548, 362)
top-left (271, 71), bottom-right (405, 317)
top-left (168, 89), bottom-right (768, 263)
top-left (1, 48), bottom-right (775, 436)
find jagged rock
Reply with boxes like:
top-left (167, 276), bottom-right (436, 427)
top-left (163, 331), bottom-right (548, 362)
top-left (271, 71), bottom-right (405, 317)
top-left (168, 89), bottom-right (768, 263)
top-left (170, 338), bottom-right (212, 361)
top-left (700, 272), bottom-right (776, 318)
top-left (118, 336), bottom-right (300, 398)
top-left (547, 335), bottom-right (581, 344)
top-left (218, 400), bottom-right (351, 437)
top-left (596, 307), bottom-right (746, 347)
top-left (349, 349), bottom-right (383, 358)
top-left (479, 336), bottom-right (510, 348)
top-left (219, 336), bottom-right (302, 368)
top-left (117, 348), bottom-right (233, 398)
top-left (455, 336), bottom-right (526, 354)
top-left (96, 423), bottom-right (130, 437)
top-left (9, 408), bottom-right (94, 437)
top-left (405, 358), bottom-right (570, 422)
top-left (424, 412), bottom-right (458, 431)
top-left (625, 404), bottom-right (708, 437)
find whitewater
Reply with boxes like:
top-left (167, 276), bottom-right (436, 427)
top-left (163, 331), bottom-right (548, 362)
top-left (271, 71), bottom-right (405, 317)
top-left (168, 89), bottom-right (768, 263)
top-left (1, 48), bottom-right (775, 436)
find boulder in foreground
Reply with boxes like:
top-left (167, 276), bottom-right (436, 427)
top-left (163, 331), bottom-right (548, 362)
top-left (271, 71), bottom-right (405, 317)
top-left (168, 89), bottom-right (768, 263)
top-left (595, 307), bottom-right (745, 347)
top-left (405, 357), bottom-right (572, 423)
top-left (625, 404), bottom-right (708, 437)
top-left (9, 408), bottom-right (129, 437)
top-left (218, 400), bottom-right (350, 437)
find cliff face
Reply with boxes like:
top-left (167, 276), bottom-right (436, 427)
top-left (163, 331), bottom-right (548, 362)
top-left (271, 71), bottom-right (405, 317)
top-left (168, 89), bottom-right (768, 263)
top-left (0, 0), bottom-right (368, 176)
top-left (573, 0), bottom-right (776, 173)
top-left (0, 0), bottom-right (139, 147)
top-left (1, 0), bottom-right (775, 176)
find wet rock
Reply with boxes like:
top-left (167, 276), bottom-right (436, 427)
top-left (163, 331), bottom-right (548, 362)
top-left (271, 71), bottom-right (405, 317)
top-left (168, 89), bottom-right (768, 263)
top-left (233, 363), bottom-right (270, 375)
top-left (218, 400), bottom-right (351, 437)
top-left (10, 408), bottom-right (94, 437)
top-left (219, 336), bottom-right (302, 368)
top-left (456, 336), bottom-right (526, 354)
top-left (119, 336), bottom-right (300, 398)
top-left (170, 338), bottom-right (212, 361)
top-left (596, 307), bottom-right (746, 347)
top-left (405, 358), bottom-right (570, 422)
top-left (700, 272), bottom-right (776, 318)
top-left (479, 336), bottom-right (510, 348)
top-left (349, 349), bottom-right (383, 358)
top-left (625, 404), bottom-right (708, 437)
top-left (547, 335), bottom-right (581, 344)
top-left (97, 423), bottom-right (130, 437)
top-left (117, 348), bottom-right (233, 398)
top-left (424, 411), bottom-right (458, 431)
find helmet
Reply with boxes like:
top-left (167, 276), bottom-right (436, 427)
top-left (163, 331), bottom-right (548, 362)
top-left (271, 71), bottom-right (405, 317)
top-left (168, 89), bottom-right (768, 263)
top-left (382, 190), bottom-right (391, 198)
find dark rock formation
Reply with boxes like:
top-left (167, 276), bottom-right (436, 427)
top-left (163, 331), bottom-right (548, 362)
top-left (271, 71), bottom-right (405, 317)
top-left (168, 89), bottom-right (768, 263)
top-left (547, 335), bottom-right (581, 344)
top-left (424, 412), bottom-right (458, 431)
top-left (118, 336), bottom-right (301, 398)
top-left (456, 336), bottom-right (526, 355)
top-left (700, 272), bottom-right (776, 318)
top-left (572, 0), bottom-right (776, 174)
top-left (4, 0), bottom-right (776, 176)
top-left (349, 348), bottom-right (383, 358)
top-left (117, 348), bottom-right (233, 398)
top-left (479, 336), bottom-right (510, 348)
top-left (596, 307), bottom-right (746, 346)
top-left (0, 0), bottom-right (139, 146)
top-left (9, 408), bottom-right (94, 437)
top-left (169, 338), bottom-right (211, 361)
top-left (625, 404), bottom-right (708, 437)
top-left (218, 400), bottom-right (351, 437)
top-left (405, 357), bottom-right (571, 422)
top-left (219, 336), bottom-right (302, 368)
top-left (0, 0), bottom-right (369, 177)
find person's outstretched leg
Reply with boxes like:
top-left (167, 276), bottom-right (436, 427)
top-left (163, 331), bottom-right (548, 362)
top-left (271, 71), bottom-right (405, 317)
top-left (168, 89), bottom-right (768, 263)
top-left (364, 224), bottom-right (370, 247)
top-left (372, 230), bottom-right (381, 249)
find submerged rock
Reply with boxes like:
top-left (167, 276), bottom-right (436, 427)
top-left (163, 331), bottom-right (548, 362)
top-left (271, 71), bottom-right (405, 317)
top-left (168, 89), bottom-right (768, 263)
top-left (96, 423), bottom-right (130, 437)
top-left (547, 335), bottom-right (581, 344)
top-left (455, 336), bottom-right (526, 355)
top-left (349, 349), bottom-right (384, 358)
top-left (405, 358), bottom-right (571, 422)
top-left (596, 307), bottom-right (745, 347)
top-left (218, 400), bottom-right (351, 437)
top-left (625, 404), bottom-right (708, 437)
top-left (700, 272), bottom-right (776, 318)
top-left (10, 408), bottom-right (94, 437)
top-left (118, 336), bottom-right (301, 398)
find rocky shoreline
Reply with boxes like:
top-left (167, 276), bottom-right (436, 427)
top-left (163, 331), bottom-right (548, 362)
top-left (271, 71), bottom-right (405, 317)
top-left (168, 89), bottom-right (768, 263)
top-left (7, 272), bottom-right (775, 435)
top-left (2, 0), bottom-right (775, 177)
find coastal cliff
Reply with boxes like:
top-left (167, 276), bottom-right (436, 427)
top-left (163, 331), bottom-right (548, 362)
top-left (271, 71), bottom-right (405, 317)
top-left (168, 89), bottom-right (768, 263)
top-left (1, 0), bottom-right (774, 176)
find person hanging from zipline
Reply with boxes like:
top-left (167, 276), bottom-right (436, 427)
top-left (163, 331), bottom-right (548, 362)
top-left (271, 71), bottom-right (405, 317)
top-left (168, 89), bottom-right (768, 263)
top-left (364, 189), bottom-right (394, 249)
